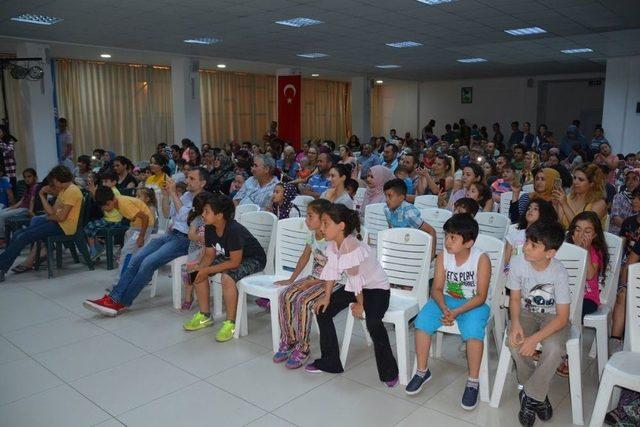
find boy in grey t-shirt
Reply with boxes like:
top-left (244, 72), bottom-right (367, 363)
top-left (506, 222), bottom-right (571, 427)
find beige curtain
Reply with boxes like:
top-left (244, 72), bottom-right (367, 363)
top-left (55, 60), bottom-right (173, 162)
top-left (301, 79), bottom-right (351, 144)
top-left (200, 70), bottom-right (277, 146)
top-left (0, 68), bottom-right (28, 173)
top-left (370, 84), bottom-right (383, 137)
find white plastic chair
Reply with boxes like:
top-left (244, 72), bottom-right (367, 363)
top-left (589, 263), bottom-right (640, 427)
top-left (475, 212), bottom-right (510, 240)
top-left (414, 195), bottom-right (438, 210)
top-left (499, 191), bottom-right (513, 216)
top-left (339, 228), bottom-right (433, 385)
top-left (234, 203), bottom-right (259, 220)
top-left (584, 233), bottom-right (624, 378)
top-left (353, 187), bottom-right (366, 212)
top-left (363, 203), bottom-right (388, 249)
top-left (432, 235), bottom-right (507, 403)
top-left (490, 243), bottom-right (588, 425)
top-left (292, 195), bottom-right (314, 218)
top-left (420, 208), bottom-right (452, 254)
top-left (603, 214), bottom-right (611, 232)
top-left (233, 218), bottom-right (310, 352)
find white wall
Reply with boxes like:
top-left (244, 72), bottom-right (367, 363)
top-left (376, 79), bottom-right (420, 137)
top-left (602, 56), bottom-right (640, 154)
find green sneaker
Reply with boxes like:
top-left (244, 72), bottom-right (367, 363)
top-left (183, 312), bottom-right (213, 331)
top-left (215, 320), bottom-right (235, 342)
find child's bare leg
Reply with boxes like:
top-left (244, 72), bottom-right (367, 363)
top-left (184, 283), bottom-right (194, 302)
top-left (611, 288), bottom-right (626, 338)
top-left (466, 339), bottom-right (483, 379)
top-left (415, 330), bottom-right (432, 371)
top-left (193, 277), bottom-right (210, 313)
top-left (221, 274), bottom-right (238, 321)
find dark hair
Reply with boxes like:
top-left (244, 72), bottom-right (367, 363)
top-left (22, 168), bottom-right (37, 178)
top-left (632, 187), bottom-right (640, 199)
top-left (566, 211), bottom-right (609, 283)
top-left (113, 155), bottom-right (134, 171)
top-left (394, 165), bottom-right (411, 175)
top-left (307, 198), bottom-right (332, 216)
top-left (443, 213), bottom-right (479, 243)
top-left (469, 181), bottom-right (492, 207)
top-left (501, 161), bottom-right (514, 171)
top-left (77, 155), bottom-right (92, 168)
top-left (100, 169), bottom-right (118, 183)
top-left (93, 148), bottom-right (105, 157)
top-left (512, 143), bottom-right (525, 153)
top-left (137, 187), bottom-right (157, 208)
top-left (188, 191), bottom-right (212, 225)
top-left (192, 166), bottom-right (210, 183)
top-left (331, 163), bottom-right (352, 181)
top-left (205, 194), bottom-right (235, 221)
top-left (151, 153), bottom-right (167, 167)
top-left (345, 178), bottom-right (359, 194)
top-left (385, 143), bottom-right (399, 154)
top-left (94, 185), bottom-right (116, 208)
top-left (383, 178), bottom-right (407, 196)
top-left (464, 163), bottom-right (484, 181)
top-left (517, 199), bottom-right (558, 230)
top-left (58, 117), bottom-right (67, 124)
top-left (511, 121), bottom-right (519, 127)
top-left (525, 221), bottom-right (565, 251)
top-left (47, 165), bottom-right (74, 183)
top-left (453, 197), bottom-right (480, 216)
top-left (403, 152), bottom-right (419, 166)
top-left (435, 154), bottom-right (452, 172)
top-left (323, 203), bottom-right (361, 239)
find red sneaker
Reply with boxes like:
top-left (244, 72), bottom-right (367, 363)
top-left (83, 295), bottom-right (126, 316)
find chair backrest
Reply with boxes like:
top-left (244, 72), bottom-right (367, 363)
top-left (626, 263), bottom-right (640, 352)
top-left (363, 203), bottom-right (388, 248)
top-left (234, 203), bottom-right (260, 220)
top-left (475, 212), bottom-right (510, 240)
top-left (78, 192), bottom-right (92, 229)
top-left (555, 242), bottom-right (588, 327)
top-left (603, 214), bottom-right (611, 232)
top-left (238, 211), bottom-right (278, 275)
top-left (120, 188), bottom-right (137, 197)
top-left (601, 233), bottom-right (624, 310)
top-left (414, 195), bottom-right (438, 210)
top-left (499, 191), bottom-right (513, 215)
top-left (377, 228), bottom-right (433, 307)
top-left (420, 208), bottom-right (452, 254)
top-left (274, 218), bottom-right (312, 276)
top-left (353, 187), bottom-right (366, 212)
top-left (473, 235), bottom-right (506, 315)
top-left (292, 195), bottom-right (314, 218)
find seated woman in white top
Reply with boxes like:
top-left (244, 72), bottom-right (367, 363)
top-left (320, 164), bottom-right (354, 209)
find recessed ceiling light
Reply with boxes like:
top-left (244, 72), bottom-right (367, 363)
top-left (11, 13), bottom-right (63, 25)
top-left (457, 57), bottom-right (487, 63)
top-left (375, 80), bottom-right (384, 84)
top-left (217, 64), bottom-right (226, 69)
top-left (275, 17), bottom-right (323, 27)
top-left (386, 41), bottom-right (423, 48)
top-left (561, 48), bottom-right (593, 54)
top-left (375, 65), bottom-right (401, 69)
top-left (504, 27), bottom-right (546, 36)
top-left (297, 53), bottom-right (328, 59)
top-left (183, 37), bottom-right (221, 45)
top-left (100, 54), bottom-right (111, 59)
top-left (416, 0), bottom-right (455, 5)
top-left (311, 73), bottom-right (320, 77)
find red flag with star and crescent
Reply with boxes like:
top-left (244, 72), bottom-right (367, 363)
top-left (277, 75), bottom-right (301, 150)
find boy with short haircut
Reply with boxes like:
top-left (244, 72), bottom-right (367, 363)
top-left (394, 165), bottom-right (414, 195)
top-left (406, 213), bottom-right (491, 411)
top-left (84, 170), bottom-right (123, 259)
top-left (506, 221), bottom-right (570, 426)
top-left (454, 197), bottom-right (480, 216)
top-left (383, 178), bottom-right (436, 259)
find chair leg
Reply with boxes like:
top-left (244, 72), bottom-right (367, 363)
top-left (105, 235), bottom-right (114, 270)
top-left (595, 325), bottom-right (608, 380)
top-left (269, 295), bottom-right (281, 353)
top-left (171, 266), bottom-right (181, 310)
top-left (34, 241), bottom-right (41, 271)
top-left (46, 240), bottom-right (55, 279)
top-left (493, 309), bottom-right (505, 356)
top-left (55, 242), bottom-right (63, 269)
top-left (233, 287), bottom-right (246, 339)
top-left (75, 238), bottom-right (94, 271)
top-left (588, 371), bottom-right (614, 427)
top-left (339, 311), bottom-right (355, 368)
top-left (395, 320), bottom-right (410, 386)
top-left (213, 278), bottom-right (223, 318)
top-left (479, 335), bottom-right (490, 402)
top-left (489, 334), bottom-right (512, 408)
top-left (567, 337), bottom-right (584, 425)
top-left (68, 242), bottom-right (79, 263)
top-left (435, 331), bottom-right (444, 358)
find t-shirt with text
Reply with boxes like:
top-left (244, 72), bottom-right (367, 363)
top-left (204, 219), bottom-right (266, 264)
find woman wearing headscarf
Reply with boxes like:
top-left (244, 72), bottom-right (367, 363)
top-left (358, 165), bottom-right (394, 219)
top-left (97, 150), bottom-right (117, 175)
top-left (509, 167), bottom-right (560, 224)
top-left (267, 182), bottom-right (299, 219)
top-left (520, 151), bottom-right (540, 186)
top-left (207, 152), bottom-right (236, 194)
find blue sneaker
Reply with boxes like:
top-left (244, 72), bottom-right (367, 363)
top-left (404, 370), bottom-right (431, 395)
top-left (461, 380), bottom-right (479, 411)
top-left (273, 342), bottom-right (292, 364)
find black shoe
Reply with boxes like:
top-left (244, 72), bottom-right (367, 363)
top-left (519, 390), bottom-right (553, 422)
top-left (518, 393), bottom-right (537, 427)
top-left (405, 370), bottom-right (431, 395)
top-left (0, 270), bottom-right (5, 282)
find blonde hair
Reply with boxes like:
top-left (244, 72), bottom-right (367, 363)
top-left (571, 163), bottom-right (605, 204)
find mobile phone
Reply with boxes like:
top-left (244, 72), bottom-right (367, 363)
top-left (438, 178), bottom-right (446, 192)
top-left (553, 178), bottom-right (563, 191)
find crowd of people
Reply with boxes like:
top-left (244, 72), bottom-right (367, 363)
top-left (0, 116), bottom-right (639, 426)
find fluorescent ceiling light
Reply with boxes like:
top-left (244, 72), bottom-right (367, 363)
top-left (217, 64), bottom-right (226, 69)
top-left (375, 80), bottom-right (384, 84)
top-left (417, 0), bottom-right (455, 5)
top-left (311, 73), bottom-right (320, 77)
top-left (297, 53), bottom-right (328, 58)
top-left (457, 57), bottom-right (487, 63)
top-left (11, 14), bottom-right (63, 25)
top-left (504, 27), bottom-right (546, 36)
top-left (386, 41), bottom-right (423, 48)
top-left (375, 65), bottom-right (401, 69)
top-left (275, 17), bottom-right (323, 27)
top-left (561, 48), bottom-right (593, 54)
top-left (100, 54), bottom-right (111, 58)
top-left (183, 37), bottom-right (221, 45)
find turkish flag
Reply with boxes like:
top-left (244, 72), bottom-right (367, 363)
top-left (278, 75), bottom-right (301, 150)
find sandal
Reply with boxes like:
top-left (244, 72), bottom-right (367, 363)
top-left (556, 356), bottom-right (570, 377)
top-left (11, 265), bottom-right (33, 274)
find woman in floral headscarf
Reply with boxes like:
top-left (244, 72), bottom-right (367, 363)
top-left (509, 167), bottom-right (561, 224)
top-left (268, 182), bottom-right (299, 219)
top-left (358, 165), bottom-right (394, 219)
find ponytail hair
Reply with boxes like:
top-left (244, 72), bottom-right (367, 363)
top-left (205, 194), bottom-right (235, 221)
top-left (188, 191), bottom-right (212, 225)
top-left (324, 203), bottom-right (362, 240)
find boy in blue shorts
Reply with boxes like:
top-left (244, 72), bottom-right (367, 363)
top-left (383, 178), bottom-right (437, 259)
top-left (405, 213), bottom-right (491, 411)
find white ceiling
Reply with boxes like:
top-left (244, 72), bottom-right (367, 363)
top-left (1, 0), bottom-right (640, 80)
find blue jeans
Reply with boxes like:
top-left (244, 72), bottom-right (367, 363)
top-left (110, 231), bottom-right (189, 306)
top-left (0, 217), bottom-right (64, 272)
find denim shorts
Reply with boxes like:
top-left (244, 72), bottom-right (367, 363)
top-left (414, 295), bottom-right (490, 341)
top-left (211, 256), bottom-right (266, 283)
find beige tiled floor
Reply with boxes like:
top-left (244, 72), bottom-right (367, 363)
top-left (0, 258), bottom-right (603, 426)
